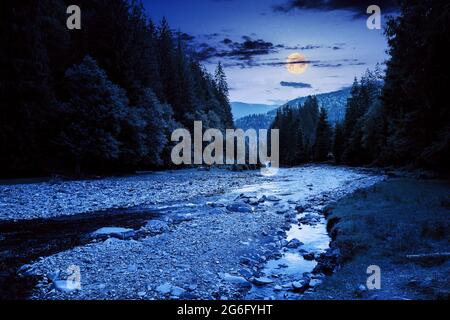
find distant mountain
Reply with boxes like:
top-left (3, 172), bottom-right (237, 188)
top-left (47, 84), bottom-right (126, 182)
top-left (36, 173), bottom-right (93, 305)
top-left (282, 87), bottom-right (351, 124)
top-left (231, 102), bottom-right (279, 121)
top-left (235, 87), bottom-right (351, 130)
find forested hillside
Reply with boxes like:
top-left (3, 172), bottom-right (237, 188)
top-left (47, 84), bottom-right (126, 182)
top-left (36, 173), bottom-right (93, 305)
top-left (235, 87), bottom-right (350, 132)
top-left (334, 0), bottom-right (449, 171)
top-left (283, 87), bottom-right (351, 124)
top-left (0, 0), bottom-right (233, 177)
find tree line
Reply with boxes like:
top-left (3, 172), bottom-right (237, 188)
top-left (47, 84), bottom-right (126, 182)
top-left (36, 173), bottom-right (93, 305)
top-left (0, 0), bottom-right (233, 177)
top-left (270, 0), bottom-right (449, 172)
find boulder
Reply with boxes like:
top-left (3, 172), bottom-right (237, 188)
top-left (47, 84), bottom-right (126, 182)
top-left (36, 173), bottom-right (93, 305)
top-left (92, 227), bottom-right (135, 239)
top-left (220, 273), bottom-right (252, 290)
top-left (287, 239), bottom-right (304, 249)
top-left (302, 252), bottom-right (315, 261)
top-left (251, 277), bottom-right (274, 286)
top-left (308, 279), bottom-right (322, 288)
top-left (226, 203), bottom-right (253, 213)
top-left (266, 195), bottom-right (281, 202)
top-left (292, 280), bottom-right (308, 292)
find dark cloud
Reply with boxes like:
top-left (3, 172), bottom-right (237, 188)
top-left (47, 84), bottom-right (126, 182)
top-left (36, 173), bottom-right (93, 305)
top-left (280, 81), bottom-right (312, 89)
top-left (195, 36), bottom-right (280, 63)
top-left (313, 63), bottom-right (343, 68)
top-left (274, 0), bottom-right (399, 17)
top-left (224, 36), bottom-right (277, 59)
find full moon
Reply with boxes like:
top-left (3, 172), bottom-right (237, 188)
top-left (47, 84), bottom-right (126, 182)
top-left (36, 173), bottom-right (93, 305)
top-left (286, 53), bottom-right (308, 75)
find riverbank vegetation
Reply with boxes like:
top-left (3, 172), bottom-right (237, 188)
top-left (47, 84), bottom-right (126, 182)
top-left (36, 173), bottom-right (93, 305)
top-left (310, 178), bottom-right (450, 300)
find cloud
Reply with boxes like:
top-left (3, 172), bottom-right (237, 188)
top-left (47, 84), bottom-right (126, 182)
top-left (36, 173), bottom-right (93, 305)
top-left (195, 36), bottom-right (280, 63)
top-left (280, 81), bottom-right (312, 89)
top-left (274, 0), bottom-right (399, 17)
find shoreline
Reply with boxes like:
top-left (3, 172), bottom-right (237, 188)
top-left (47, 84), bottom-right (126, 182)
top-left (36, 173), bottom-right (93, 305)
top-left (308, 177), bottom-right (450, 300)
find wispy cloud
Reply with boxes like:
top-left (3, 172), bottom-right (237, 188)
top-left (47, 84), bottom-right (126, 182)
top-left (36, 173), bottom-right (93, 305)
top-left (273, 0), bottom-right (399, 17)
top-left (280, 81), bottom-right (312, 89)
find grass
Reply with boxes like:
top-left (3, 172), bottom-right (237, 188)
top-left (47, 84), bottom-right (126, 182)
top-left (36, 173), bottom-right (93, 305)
top-left (308, 178), bottom-right (450, 300)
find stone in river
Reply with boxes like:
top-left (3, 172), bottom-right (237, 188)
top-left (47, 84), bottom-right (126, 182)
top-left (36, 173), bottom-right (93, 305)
top-left (292, 280), bottom-right (307, 292)
top-left (286, 239), bottom-right (304, 249)
top-left (251, 277), bottom-right (274, 286)
top-left (92, 227), bottom-right (135, 239)
top-left (309, 279), bottom-right (322, 288)
top-left (226, 202), bottom-right (254, 213)
top-left (302, 252), bottom-right (315, 261)
top-left (266, 195), bottom-right (281, 202)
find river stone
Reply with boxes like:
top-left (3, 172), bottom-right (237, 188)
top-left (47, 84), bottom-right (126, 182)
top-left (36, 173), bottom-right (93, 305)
top-left (220, 273), bottom-right (252, 290)
top-left (171, 286), bottom-right (186, 297)
top-left (226, 203), bottom-right (253, 213)
top-left (309, 279), bottom-right (322, 288)
top-left (156, 283), bottom-right (173, 295)
top-left (303, 252), bottom-right (315, 261)
top-left (251, 277), bottom-right (274, 286)
top-left (287, 239), bottom-right (304, 249)
top-left (266, 195), bottom-right (281, 202)
top-left (92, 227), bottom-right (135, 239)
top-left (292, 280), bottom-right (307, 291)
top-left (53, 279), bottom-right (80, 293)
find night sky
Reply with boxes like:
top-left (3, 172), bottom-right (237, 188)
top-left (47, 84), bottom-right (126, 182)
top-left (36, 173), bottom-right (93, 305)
top-left (142, 0), bottom-right (398, 104)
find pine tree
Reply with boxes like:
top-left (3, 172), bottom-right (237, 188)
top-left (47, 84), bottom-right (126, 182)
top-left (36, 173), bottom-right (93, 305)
top-left (333, 122), bottom-right (345, 163)
top-left (314, 108), bottom-right (332, 162)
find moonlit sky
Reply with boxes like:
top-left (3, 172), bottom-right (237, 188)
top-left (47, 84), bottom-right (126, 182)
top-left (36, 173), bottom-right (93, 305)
top-left (142, 0), bottom-right (397, 105)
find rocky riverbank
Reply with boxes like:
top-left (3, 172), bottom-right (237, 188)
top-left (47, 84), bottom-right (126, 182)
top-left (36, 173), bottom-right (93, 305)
top-left (1, 166), bottom-right (386, 300)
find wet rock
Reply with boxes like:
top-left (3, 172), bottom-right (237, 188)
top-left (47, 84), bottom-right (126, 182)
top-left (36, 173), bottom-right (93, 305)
top-left (302, 252), bottom-right (315, 261)
top-left (143, 220), bottom-right (170, 234)
top-left (226, 203), bottom-right (253, 213)
top-left (258, 195), bottom-right (267, 203)
top-left (238, 268), bottom-right (253, 279)
top-left (276, 208), bottom-right (289, 214)
top-left (251, 277), bottom-right (274, 286)
top-left (287, 239), bottom-right (304, 249)
top-left (308, 279), bottom-right (322, 288)
top-left (266, 196), bottom-right (281, 202)
top-left (292, 280), bottom-right (308, 292)
top-left (207, 202), bottom-right (225, 208)
top-left (248, 198), bottom-right (260, 205)
top-left (52, 279), bottom-right (80, 293)
top-left (313, 248), bottom-right (340, 275)
top-left (220, 273), bottom-right (250, 284)
top-left (92, 227), bottom-right (135, 239)
top-left (273, 285), bottom-right (283, 291)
